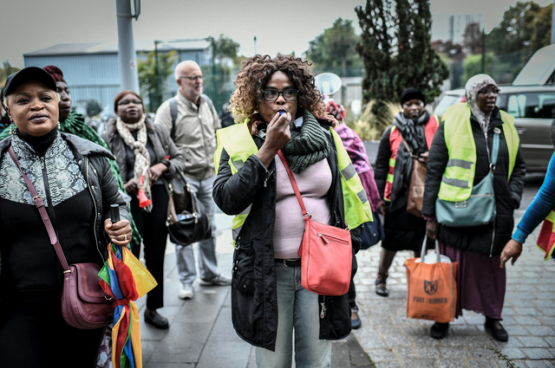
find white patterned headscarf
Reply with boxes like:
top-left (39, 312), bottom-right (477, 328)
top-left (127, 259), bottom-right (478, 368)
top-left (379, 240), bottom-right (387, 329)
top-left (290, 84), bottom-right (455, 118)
top-left (116, 114), bottom-right (152, 212)
top-left (465, 74), bottom-right (498, 134)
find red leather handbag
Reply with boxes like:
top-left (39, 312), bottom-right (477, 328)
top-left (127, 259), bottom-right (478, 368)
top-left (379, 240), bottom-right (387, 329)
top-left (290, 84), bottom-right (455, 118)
top-left (9, 146), bottom-right (114, 329)
top-left (277, 150), bottom-right (352, 296)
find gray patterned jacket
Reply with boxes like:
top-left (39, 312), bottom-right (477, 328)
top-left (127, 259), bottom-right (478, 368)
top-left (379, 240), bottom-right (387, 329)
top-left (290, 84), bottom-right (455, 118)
top-left (0, 132), bottom-right (130, 273)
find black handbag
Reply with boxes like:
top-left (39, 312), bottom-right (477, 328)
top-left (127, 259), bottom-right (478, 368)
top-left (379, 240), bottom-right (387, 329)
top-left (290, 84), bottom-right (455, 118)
top-left (360, 211), bottom-right (385, 250)
top-left (166, 171), bottom-right (212, 246)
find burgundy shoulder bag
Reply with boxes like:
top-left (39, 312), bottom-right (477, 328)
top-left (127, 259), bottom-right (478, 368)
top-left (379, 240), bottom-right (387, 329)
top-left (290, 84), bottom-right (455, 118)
top-left (8, 146), bottom-right (114, 329)
top-left (277, 150), bottom-right (352, 296)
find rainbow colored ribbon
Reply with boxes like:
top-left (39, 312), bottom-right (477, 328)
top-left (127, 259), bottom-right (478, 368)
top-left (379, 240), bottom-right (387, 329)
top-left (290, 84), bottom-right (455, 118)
top-left (99, 244), bottom-right (157, 368)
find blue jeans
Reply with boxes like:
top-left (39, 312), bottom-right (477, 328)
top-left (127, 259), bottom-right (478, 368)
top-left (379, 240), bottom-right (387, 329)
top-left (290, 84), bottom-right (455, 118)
top-left (175, 174), bottom-right (219, 285)
top-left (256, 262), bottom-right (331, 368)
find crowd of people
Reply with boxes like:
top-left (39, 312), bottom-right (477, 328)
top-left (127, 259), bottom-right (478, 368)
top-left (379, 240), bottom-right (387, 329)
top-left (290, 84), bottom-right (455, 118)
top-left (0, 54), bottom-right (552, 368)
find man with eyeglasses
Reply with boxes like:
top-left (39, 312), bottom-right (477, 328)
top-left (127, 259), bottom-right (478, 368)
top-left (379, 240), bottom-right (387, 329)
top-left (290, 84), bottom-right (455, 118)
top-left (155, 60), bottom-right (227, 301)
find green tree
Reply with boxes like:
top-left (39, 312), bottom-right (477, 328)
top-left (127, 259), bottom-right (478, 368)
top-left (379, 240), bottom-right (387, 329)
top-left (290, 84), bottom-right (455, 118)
top-left (137, 50), bottom-right (177, 111)
top-left (463, 53), bottom-right (494, 82)
top-left (487, 1), bottom-right (543, 55)
top-left (530, 3), bottom-right (553, 51)
top-left (463, 22), bottom-right (483, 55)
top-left (0, 61), bottom-right (20, 88)
top-left (355, 0), bottom-right (448, 118)
top-left (212, 34), bottom-right (240, 65)
top-left (205, 35), bottom-right (241, 109)
top-left (306, 18), bottom-right (362, 77)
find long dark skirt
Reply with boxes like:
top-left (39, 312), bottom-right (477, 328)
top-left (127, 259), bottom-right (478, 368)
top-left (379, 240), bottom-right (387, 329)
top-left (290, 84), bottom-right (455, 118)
top-left (441, 243), bottom-right (506, 320)
top-left (382, 204), bottom-right (430, 252)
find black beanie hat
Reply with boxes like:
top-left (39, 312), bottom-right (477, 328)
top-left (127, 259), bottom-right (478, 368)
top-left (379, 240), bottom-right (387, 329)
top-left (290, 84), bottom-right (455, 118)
top-left (400, 88), bottom-right (425, 105)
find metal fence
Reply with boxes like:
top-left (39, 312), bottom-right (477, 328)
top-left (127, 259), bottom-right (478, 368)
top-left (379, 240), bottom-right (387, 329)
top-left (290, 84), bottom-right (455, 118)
top-left (69, 85), bottom-right (121, 113)
top-left (448, 49), bottom-right (532, 89)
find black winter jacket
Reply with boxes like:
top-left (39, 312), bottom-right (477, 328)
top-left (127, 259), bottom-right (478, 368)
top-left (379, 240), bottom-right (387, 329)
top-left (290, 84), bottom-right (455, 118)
top-left (0, 133), bottom-right (130, 266)
top-left (213, 121), bottom-right (361, 351)
top-left (422, 108), bottom-right (526, 256)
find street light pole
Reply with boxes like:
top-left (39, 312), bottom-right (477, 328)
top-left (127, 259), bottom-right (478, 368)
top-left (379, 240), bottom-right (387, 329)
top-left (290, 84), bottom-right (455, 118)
top-left (115, 0), bottom-right (139, 93)
top-left (481, 28), bottom-right (486, 74)
top-left (552, 0), bottom-right (555, 44)
top-left (154, 40), bottom-right (160, 108)
top-left (254, 36), bottom-right (257, 55)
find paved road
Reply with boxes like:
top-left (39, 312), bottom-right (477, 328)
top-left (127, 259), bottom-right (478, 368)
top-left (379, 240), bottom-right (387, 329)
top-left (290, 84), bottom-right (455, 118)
top-left (134, 170), bottom-right (552, 368)
top-left (353, 175), bottom-right (555, 368)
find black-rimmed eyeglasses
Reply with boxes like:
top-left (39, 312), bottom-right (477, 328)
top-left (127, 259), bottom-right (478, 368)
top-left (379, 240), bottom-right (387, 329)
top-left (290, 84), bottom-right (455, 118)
top-left (262, 89), bottom-right (299, 101)
top-left (179, 75), bottom-right (203, 81)
top-left (478, 88), bottom-right (500, 96)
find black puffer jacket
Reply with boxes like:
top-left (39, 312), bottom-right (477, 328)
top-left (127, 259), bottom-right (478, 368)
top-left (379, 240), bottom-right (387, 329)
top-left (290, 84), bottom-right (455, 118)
top-left (422, 107), bottom-right (526, 256)
top-left (0, 133), bottom-right (130, 265)
top-left (213, 120), bottom-right (361, 351)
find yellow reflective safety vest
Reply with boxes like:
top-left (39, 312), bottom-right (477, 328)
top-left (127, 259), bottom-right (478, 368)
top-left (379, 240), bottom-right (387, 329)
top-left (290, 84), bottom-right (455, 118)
top-left (215, 122), bottom-right (373, 245)
top-left (438, 103), bottom-right (520, 202)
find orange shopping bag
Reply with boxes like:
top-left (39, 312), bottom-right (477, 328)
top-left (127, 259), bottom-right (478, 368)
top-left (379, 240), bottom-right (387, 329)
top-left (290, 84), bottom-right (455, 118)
top-left (404, 238), bottom-right (457, 323)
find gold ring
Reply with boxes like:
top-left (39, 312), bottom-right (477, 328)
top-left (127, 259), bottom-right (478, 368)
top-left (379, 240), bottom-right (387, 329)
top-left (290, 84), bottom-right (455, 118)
top-left (124, 234), bottom-right (128, 241)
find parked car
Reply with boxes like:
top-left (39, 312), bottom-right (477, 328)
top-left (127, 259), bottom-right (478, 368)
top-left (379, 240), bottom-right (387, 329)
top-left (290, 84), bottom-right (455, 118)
top-left (435, 44), bottom-right (555, 172)
top-left (434, 85), bottom-right (555, 173)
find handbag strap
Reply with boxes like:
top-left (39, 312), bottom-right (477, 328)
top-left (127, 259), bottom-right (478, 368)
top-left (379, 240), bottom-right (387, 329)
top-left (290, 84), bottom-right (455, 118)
top-left (490, 130), bottom-right (500, 169)
top-left (7, 146), bottom-right (71, 271)
top-left (420, 235), bottom-right (441, 263)
top-left (277, 150), bottom-right (310, 218)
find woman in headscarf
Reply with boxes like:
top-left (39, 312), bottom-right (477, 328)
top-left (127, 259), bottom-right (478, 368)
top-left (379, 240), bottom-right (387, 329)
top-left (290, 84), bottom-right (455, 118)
top-left (102, 91), bottom-right (185, 330)
top-left (373, 88), bottom-right (438, 297)
top-left (0, 67), bottom-right (132, 368)
top-left (423, 74), bottom-right (525, 341)
top-left (326, 97), bottom-right (383, 329)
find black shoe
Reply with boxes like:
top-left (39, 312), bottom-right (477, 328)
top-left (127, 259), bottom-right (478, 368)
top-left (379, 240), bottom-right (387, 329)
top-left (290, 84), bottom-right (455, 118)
top-left (351, 311), bottom-right (362, 330)
top-left (485, 318), bottom-right (508, 342)
top-left (375, 280), bottom-right (389, 297)
top-left (430, 322), bottom-right (449, 339)
top-left (144, 310), bottom-right (169, 330)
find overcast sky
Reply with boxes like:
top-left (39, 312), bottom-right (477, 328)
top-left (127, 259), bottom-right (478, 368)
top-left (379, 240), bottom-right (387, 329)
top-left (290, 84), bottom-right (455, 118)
top-left (1, 0), bottom-right (553, 68)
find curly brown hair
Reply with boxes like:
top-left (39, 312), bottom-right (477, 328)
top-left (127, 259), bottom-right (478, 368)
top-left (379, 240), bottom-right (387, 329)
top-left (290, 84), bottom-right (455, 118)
top-left (229, 55), bottom-right (327, 123)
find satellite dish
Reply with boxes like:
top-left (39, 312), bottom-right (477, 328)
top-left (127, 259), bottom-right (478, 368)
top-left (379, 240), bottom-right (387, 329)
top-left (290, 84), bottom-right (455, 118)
top-left (351, 99), bottom-right (362, 117)
top-left (315, 73), bottom-right (342, 96)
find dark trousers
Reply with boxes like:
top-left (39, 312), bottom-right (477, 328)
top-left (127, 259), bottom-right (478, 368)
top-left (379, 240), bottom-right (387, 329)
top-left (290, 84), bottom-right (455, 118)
top-left (131, 184), bottom-right (169, 310)
top-left (348, 252), bottom-right (358, 311)
top-left (0, 300), bottom-right (105, 368)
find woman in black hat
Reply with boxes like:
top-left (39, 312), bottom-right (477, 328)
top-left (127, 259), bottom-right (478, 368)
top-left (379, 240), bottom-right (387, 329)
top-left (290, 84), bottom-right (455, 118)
top-left (373, 88), bottom-right (439, 297)
top-left (0, 67), bottom-right (132, 367)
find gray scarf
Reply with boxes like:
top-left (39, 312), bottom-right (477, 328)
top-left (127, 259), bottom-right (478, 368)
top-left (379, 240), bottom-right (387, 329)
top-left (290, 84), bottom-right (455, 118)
top-left (281, 110), bottom-right (330, 173)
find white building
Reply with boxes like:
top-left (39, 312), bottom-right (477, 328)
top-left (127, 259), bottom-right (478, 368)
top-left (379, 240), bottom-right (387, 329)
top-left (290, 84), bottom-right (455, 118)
top-left (432, 13), bottom-right (483, 43)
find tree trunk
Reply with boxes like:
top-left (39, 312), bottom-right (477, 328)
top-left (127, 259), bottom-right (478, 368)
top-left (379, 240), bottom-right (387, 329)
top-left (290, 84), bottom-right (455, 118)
top-left (342, 58), bottom-right (347, 77)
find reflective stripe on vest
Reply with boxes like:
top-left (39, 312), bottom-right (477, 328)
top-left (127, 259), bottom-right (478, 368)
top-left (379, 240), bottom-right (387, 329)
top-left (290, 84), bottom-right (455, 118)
top-left (438, 103), bottom-right (519, 202)
top-left (384, 115), bottom-right (439, 201)
top-left (215, 122), bottom-right (373, 245)
top-left (330, 129), bottom-right (373, 229)
top-left (537, 209), bottom-right (555, 260)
